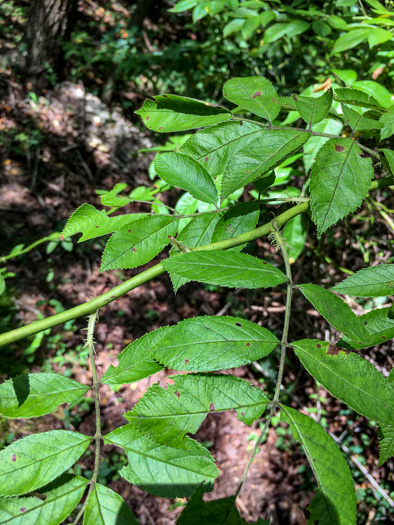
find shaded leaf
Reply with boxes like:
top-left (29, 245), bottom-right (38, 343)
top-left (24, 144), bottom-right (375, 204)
top-left (223, 19), bottom-right (245, 37)
top-left (298, 283), bottom-right (369, 341)
top-left (333, 87), bottom-right (384, 110)
top-left (0, 373), bottom-right (88, 419)
top-left (332, 264), bottom-right (394, 297)
top-left (380, 107), bottom-right (394, 140)
top-left (126, 374), bottom-right (269, 449)
top-left (294, 90), bottom-right (333, 128)
top-left (341, 104), bottom-right (383, 132)
top-left (105, 424), bottom-right (219, 498)
top-left (163, 251), bottom-right (287, 290)
top-left (223, 77), bottom-right (281, 123)
top-left (154, 152), bottom-right (218, 205)
top-left (0, 475), bottom-right (88, 525)
top-left (211, 202), bottom-right (260, 252)
top-left (339, 306), bottom-right (394, 350)
top-left (378, 424), bottom-right (394, 466)
top-left (0, 431), bottom-right (91, 496)
top-left (181, 121), bottom-right (264, 178)
top-left (62, 204), bottom-right (142, 242)
top-left (83, 483), bottom-right (138, 525)
top-left (100, 216), bottom-right (178, 271)
top-left (303, 118), bottom-right (343, 173)
top-left (368, 27), bottom-right (393, 48)
top-left (281, 406), bottom-right (356, 525)
top-left (222, 129), bottom-right (308, 198)
top-left (332, 28), bottom-right (371, 54)
top-left (177, 485), bottom-right (269, 524)
top-left (283, 214), bottom-right (307, 264)
top-left (310, 138), bottom-right (373, 235)
top-left (135, 96), bottom-right (231, 133)
top-left (147, 315), bottom-right (279, 371)
top-left (291, 339), bottom-right (394, 426)
top-left (382, 148), bottom-right (394, 176)
top-left (101, 329), bottom-right (167, 385)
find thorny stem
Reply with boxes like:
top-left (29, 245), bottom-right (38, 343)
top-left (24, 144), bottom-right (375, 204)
top-left (73, 310), bottom-right (101, 525)
top-left (234, 221), bottom-right (293, 498)
top-left (0, 174), bottom-right (392, 348)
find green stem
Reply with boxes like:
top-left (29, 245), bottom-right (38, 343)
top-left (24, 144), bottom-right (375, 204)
top-left (73, 311), bottom-right (101, 525)
top-left (0, 232), bottom-right (61, 263)
top-left (1, 174), bottom-right (392, 348)
top-left (235, 220), bottom-right (293, 498)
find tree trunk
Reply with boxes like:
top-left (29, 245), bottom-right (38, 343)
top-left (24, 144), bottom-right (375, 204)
top-left (25, 0), bottom-right (76, 90)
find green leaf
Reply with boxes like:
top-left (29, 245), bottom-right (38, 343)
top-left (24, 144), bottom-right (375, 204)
top-left (62, 204), bottom-right (143, 242)
top-left (168, 212), bottom-right (221, 291)
top-left (327, 15), bottom-right (347, 30)
top-left (380, 106), bottom-right (394, 140)
top-left (291, 339), bottom-right (394, 426)
top-left (281, 405), bottom-right (356, 525)
top-left (126, 374), bottom-right (269, 449)
top-left (0, 430), bottom-right (91, 496)
top-left (146, 315), bottom-right (279, 371)
top-left (368, 27), bottom-right (393, 47)
top-left (242, 15), bottom-right (260, 39)
top-left (332, 28), bottom-right (371, 54)
top-left (163, 251), bottom-right (287, 290)
top-left (101, 328), bottom-right (167, 385)
top-left (339, 307), bottom-right (394, 349)
top-left (0, 475), bottom-right (88, 525)
top-left (135, 96), bottom-right (231, 133)
top-left (353, 80), bottom-right (393, 109)
top-left (154, 152), bottom-right (218, 205)
top-left (332, 264), bottom-right (394, 296)
top-left (312, 19), bottom-right (331, 37)
top-left (341, 104), bottom-right (383, 132)
top-left (382, 148), bottom-right (394, 175)
top-left (223, 18), bottom-right (245, 37)
top-left (177, 485), bottom-right (269, 524)
top-left (169, 0), bottom-right (198, 13)
top-left (105, 424), bottom-right (219, 498)
top-left (310, 138), bottom-right (373, 235)
top-left (334, 87), bottom-right (384, 110)
top-left (223, 77), bottom-right (281, 123)
top-left (283, 214), bottom-right (307, 264)
top-left (222, 129), bottom-right (308, 198)
top-left (193, 2), bottom-right (209, 22)
top-left (181, 121), bottom-right (264, 178)
top-left (298, 283), bottom-right (369, 341)
top-left (211, 202), bottom-right (260, 252)
top-left (303, 118), bottom-right (343, 173)
top-left (264, 22), bottom-right (289, 43)
top-left (293, 90), bottom-right (333, 128)
top-left (337, 0), bottom-right (357, 6)
top-left (101, 183), bottom-right (130, 208)
top-left (83, 483), bottom-right (138, 525)
top-left (100, 216), bottom-right (178, 271)
top-left (0, 373), bottom-right (89, 418)
top-left (378, 424), bottom-right (394, 466)
top-left (332, 69), bottom-right (357, 86)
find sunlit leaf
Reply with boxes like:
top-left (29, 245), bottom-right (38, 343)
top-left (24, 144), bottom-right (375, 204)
top-left (83, 483), bottom-right (138, 525)
top-left (332, 264), bottom-right (394, 296)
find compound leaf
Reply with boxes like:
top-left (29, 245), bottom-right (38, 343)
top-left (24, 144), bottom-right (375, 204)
top-left (163, 251), bottom-right (287, 290)
top-left (180, 121), bottom-right (265, 178)
top-left (222, 129), bottom-right (308, 198)
top-left (101, 328), bottom-right (167, 385)
top-left (147, 316), bottom-right (279, 371)
top-left (291, 339), bottom-right (394, 426)
top-left (332, 264), bottom-right (394, 297)
top-left (380, 106), bottom-right (394, 140)
top-left (100, 216), bottom-right (178, 271)
top-left (83, 483), bottom-right (138, 525)
top-left (310, 138), bottom-right (373, 235)
top-left (0, 373), bottom-right (89, 419)
top-left (378, 424), bottom-right (394, 466)
top-left (0, 430), bottom-right (91, 496)
top-left (223, 77), bottom-right (281, 123)
top-left (154, 152), bottom-right (218, 205)
top-left (62, 204), bottom-right (142, 242)
top-left (298, 283), bottom-right (369, 341)
top-left (105, 424), bottom-right (219, 498)
top-left (0, 475), bottom-right (88, 525)
top-left (126, 374), bottom-right (269, 449)
top-left (294, 90), bottom-right (333, 128)
top-left (135, 96), bottom-right (231, 133)
top-left (211, 202), bottom-right (260, 252)
top-left (281, 406), bottom-right (356, 525)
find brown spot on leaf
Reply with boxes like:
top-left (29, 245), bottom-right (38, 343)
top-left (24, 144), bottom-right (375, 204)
top-left (235, 322), bottom-right (242, 327)
top-left (128, 230), bottom-right (131, 233)
top-left (317, 344), bottom-right (321, 349)
top-left (205, 157), bottom-right (209, 162)
top-left (293, 95), bottom-right (298, 101)
top-left (145, 116), bottom-right (150, 121)
top-left (12, 454), bottom-right (16, 462)
top-left (327, 344), bottom-right (350, 355)
top-left (241, 411), bottom-right (245, 416)
top-left (335, 145), bottom-right (345, 152)
top-left (60, 234), bottom-right (64, 241)
top-left (252, 91), bottom-right (262, 98)
top-left (246, 342), bottom-right (251, 347)
top-left (132, 247), bottom-right (137, 252)
top-left (175, 391), bottom-right (181, 398)
top-left (20, 508), bottom-right (26, 513)
top-left (159, 126), bottom-right (163, 130)
top-left (209, 403), bottom-right (215, 411)
top-left (382, 336), bottom-right (386, 340)
top-left (184, 359), bottom-right (190, 364)
top-left (364, 321), bottom-right (368, 325)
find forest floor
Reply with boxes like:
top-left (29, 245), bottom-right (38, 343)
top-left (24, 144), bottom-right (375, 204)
top-left (0, 70), bottom-right (393, 524)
